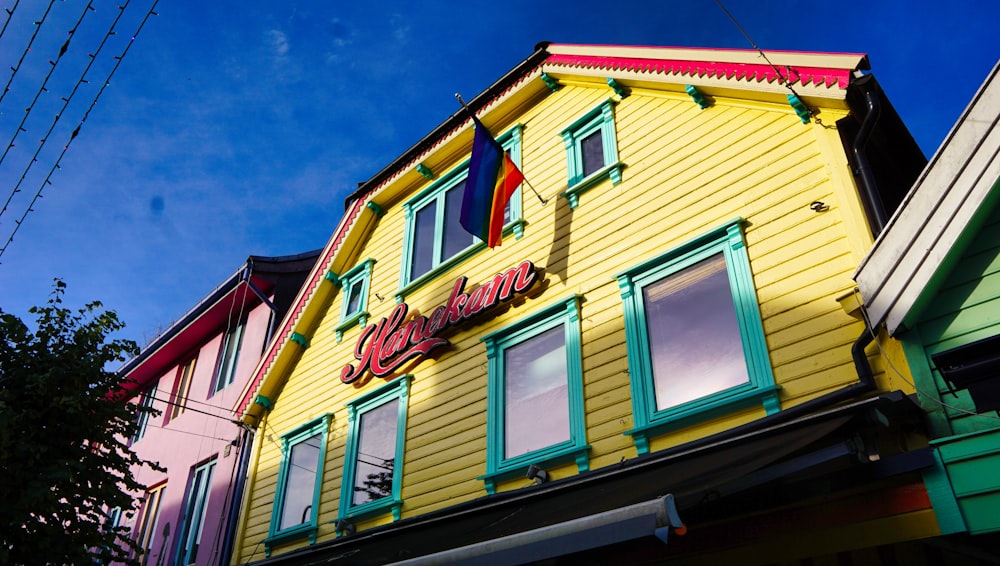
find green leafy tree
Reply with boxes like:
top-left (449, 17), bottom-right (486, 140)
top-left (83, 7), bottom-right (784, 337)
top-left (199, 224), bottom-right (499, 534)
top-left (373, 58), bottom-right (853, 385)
top-left (0, 280), bottom-right (161, 565)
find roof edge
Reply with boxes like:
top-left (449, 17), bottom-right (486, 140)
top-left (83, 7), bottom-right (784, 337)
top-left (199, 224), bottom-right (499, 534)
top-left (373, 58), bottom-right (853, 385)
top-left (118, 250), bottom-right (321, 378)
top-left (342, 43), bottom-right (552, 210)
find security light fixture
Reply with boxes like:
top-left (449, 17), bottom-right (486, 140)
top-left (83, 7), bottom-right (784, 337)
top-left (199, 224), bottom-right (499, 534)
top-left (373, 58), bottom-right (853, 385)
top-left (334, 519), bottom-right (355, 536)
top-left (525, 464), bottom-right (549, 485)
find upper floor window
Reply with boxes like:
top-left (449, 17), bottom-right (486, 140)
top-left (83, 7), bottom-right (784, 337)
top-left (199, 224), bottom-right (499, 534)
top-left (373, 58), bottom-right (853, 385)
top-left (334, 258), bottom-right (376, 342)
top-left (133, 483), bottom-right (165, 565)
top-left (214, 318), bottom-right (246, 393)
top-left (480, 296), bottom-right (589, 494)
top-left (131, 384), bottom-right (157, 444)
top-left (560, 99), bottom-right (623, 209)
top-left (616, 219), bottom-right (779, 454)
top-left (265, 415), bottom-right (330, 555)
top-left (167, 356), bottom-right (196, 423)
top-left (399, 126), bottom-right (523, 296)
top-left (176, 459), bottom-right (215, 565)
top-left (338, 376), bottom-right (410, 523)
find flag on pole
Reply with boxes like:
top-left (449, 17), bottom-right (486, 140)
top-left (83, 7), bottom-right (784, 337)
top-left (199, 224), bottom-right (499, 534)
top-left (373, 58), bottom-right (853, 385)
top-left (459, 116), bottom-right (524, 248)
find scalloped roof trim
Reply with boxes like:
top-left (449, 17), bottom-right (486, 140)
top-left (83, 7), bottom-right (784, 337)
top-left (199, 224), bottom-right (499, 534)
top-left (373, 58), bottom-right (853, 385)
top-left (546, 53), bottom-right (852, 89)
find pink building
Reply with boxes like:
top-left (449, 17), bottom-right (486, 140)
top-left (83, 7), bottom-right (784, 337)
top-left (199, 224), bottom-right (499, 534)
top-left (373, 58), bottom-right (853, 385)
top-left (117, 251), bottom-right (319, 566)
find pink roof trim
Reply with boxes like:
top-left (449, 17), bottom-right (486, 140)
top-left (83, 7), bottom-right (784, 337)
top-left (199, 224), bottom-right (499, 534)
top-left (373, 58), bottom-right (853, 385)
top-left (546, 53), bottom-right (854, 89)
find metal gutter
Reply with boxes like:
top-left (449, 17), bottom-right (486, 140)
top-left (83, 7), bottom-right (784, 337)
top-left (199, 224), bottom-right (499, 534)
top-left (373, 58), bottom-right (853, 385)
top-left (116, 249), bottom-right (321, 386)
top-left (116, 265), bottom-right (246, 377)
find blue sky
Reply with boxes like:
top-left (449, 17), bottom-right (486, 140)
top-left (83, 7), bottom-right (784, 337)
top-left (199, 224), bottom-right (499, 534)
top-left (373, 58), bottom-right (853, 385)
top-left (0, 0), bottom-right (997, 348)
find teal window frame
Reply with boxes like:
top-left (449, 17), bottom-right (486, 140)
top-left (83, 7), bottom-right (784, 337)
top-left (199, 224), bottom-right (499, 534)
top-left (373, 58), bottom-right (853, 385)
top-left (213, 317), bottom-right (246, 394)
top-left (264, 414), bottom-right (331, 556)
top-left (338, 376), bottom-right (411, 524)
top-left (616, 219), bottom-right (780, 455)
top-left (333, 258), bottom-right (376, 343)
top-left (397, 125), bottom-right (524, 300)
top-left (175, 458), bottom-right (216, 566)
top-left (479, 296), bottom-right (589, 494)
top-left (560, 99), bottom-right (623, 209)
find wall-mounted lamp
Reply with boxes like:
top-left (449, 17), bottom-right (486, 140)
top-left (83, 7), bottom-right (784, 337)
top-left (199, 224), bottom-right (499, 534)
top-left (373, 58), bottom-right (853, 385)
top-left (526, 464), bottom-right (549, 485)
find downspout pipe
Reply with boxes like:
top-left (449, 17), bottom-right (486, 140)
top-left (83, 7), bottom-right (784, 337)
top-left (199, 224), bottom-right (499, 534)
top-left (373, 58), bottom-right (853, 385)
top-left (219, 426), bottom-right (254, 566)
top-left (853, 88), bottom-right (888, 232)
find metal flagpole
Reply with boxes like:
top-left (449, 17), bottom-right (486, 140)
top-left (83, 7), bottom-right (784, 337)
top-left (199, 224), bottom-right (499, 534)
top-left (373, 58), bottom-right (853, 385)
top-left (455, 93), bottom-right (548, 206)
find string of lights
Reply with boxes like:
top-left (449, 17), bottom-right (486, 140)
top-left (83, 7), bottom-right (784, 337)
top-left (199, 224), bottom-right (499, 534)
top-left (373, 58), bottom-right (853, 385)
top-left (0, 0), bottom-right (56, 107)
top-left (0, 0), bottom-right (159, 261)
top-left (0, 0), bottom-right (95, 170)
top-left (0, 0), bottom-right (22, 42)
top-left (0, 0), bottom-right (133, 222)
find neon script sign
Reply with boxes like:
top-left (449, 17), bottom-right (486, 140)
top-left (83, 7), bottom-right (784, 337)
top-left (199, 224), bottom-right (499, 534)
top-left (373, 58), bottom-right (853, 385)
top-left (340, 260), bottom-right (539, 384)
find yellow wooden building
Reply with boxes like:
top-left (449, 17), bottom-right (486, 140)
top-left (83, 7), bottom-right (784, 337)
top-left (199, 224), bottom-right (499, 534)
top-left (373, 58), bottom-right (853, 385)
top-left (228, 43), bottom-right (958, 564)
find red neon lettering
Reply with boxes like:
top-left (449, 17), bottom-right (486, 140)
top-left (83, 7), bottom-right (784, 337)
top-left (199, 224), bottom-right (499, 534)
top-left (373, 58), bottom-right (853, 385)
top-left (341, 261), bottom-right (539, 384)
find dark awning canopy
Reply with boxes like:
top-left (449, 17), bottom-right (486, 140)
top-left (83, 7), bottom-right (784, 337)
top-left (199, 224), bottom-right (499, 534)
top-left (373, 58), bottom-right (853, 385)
top-left (251, 392), bottom-right (927, 565)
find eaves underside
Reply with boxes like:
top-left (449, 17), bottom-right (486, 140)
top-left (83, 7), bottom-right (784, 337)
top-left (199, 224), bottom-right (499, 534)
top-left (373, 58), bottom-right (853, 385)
top-left (855, 62), bottom-right (1000, 334)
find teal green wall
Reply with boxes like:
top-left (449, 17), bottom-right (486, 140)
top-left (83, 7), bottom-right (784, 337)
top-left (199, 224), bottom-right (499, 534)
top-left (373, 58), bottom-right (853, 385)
top-left (902, 201), bottom-right (1000, 436)
top-left (902, 199), bottom-right (1000, 535)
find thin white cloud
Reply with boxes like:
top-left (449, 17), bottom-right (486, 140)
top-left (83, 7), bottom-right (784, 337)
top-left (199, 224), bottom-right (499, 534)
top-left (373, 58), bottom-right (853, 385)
top-left (267, 29), bottom-right (290, 57)
top-left (388, 13), bottom-right (410, 43)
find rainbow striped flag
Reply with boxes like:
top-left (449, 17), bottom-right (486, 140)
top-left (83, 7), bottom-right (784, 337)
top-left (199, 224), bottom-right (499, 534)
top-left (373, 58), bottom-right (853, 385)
top-left (460, 116), bottom-right (524, 248)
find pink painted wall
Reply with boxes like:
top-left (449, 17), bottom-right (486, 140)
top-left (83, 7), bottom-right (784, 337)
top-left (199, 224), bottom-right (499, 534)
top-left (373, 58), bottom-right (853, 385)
top-left (120, 300), bottom-right (272, 566)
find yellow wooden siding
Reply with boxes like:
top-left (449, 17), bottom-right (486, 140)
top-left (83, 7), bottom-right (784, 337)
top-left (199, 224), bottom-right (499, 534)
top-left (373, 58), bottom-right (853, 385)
top-left (236, 82), bottom-right (898, 562)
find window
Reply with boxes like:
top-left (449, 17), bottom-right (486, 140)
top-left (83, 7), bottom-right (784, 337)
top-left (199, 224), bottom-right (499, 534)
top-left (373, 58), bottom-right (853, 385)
top-left (102, 506), bottom-right (124, 553)
top-left (133, 483), bottom-right (165, 565)
top-left (334, 258), bottom-right (376, 342)
top-left (265, 415), bottom-right (330, 555)
top-left (131, 384), bottom-right (157, 444)
top-left (339, 377), bottom-right (410, 523)
top-left (214, 318), bottom-right (246, 393)
top-left (175, 459), bottom-right (215, 565)
top-left (106, 506), bottom-right (123, 530)
top-left (932, 334), bottom-right (1000, 414)
top-left (480, 296), bottom-right (588, 494)
top-left (616, 219), bottom-right (779, 455)
top-left (167, 356), bottom-right (196, 423)
top-left (560, 99), bottom-right (623, 209)
top-left (399, 125), bottom-right (523, 294)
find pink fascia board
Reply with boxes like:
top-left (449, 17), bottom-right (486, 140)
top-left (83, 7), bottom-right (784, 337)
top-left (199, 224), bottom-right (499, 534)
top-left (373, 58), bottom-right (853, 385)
top-left (546, 53), bottom-right (854, 89)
